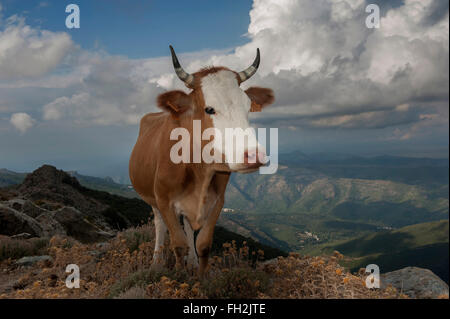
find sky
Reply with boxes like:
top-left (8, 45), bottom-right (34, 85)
top-left (0, 0), bottom-right (448, 181)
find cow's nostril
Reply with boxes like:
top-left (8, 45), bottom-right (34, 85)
top-left (244, 150), bottom-right (262, 165)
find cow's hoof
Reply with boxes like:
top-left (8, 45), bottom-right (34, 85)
top-left (150, 262), bottom-right (165, 272)
top-left (186, 260), bottom-right (199, 275)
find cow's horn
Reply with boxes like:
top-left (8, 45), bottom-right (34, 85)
top-left (170, 45), bottom-right (194, 87)
top-left (238, 48), bottom-right (260, 83)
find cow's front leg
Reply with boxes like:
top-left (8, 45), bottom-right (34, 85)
top-left (150, 207), bottom-right (167, 271)
top-left (156, 199), bottom-right (189, 271)
top-left (196, 173), bottom-right (230, 277)
top-left (183, 216), bottom-right (199, 273)
top-left (196, 197), bottom-right (224, 277)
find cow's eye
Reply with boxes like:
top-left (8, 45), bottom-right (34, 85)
top-left (205, 107), bottom-right (216, 115)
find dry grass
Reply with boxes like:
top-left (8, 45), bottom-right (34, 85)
top-left (0, 223), bottom-right (406, 299)
top-left (0, 236), bottom-right (49, 262)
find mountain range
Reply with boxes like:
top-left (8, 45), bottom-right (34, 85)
top-left (221, 153), bottom-right (448, 248)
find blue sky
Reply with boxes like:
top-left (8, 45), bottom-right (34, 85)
top-left (1, 0), bottom-right (253, 57)
top-left (0, 0), bottom-right (448, 180)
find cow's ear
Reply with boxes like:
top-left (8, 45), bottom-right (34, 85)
top-left (157, 90), bottom-right (192, 115)
top-left (245, 87), bottom-right (274, 112)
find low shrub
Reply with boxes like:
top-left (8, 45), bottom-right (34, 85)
top-left (0, 237), bottom-right (49, 261)
top-left (120, 223), bottom-right (155, 252)
top-left (201, 267), bottom-right (270, 298)
top-left (115, 286), bottom-right (147, 299)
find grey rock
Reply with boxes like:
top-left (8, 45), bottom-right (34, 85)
top-left (50, 207), bottom-right (114, 243)
top-left (0, 204), bottom-right (44, 237)
top-left (16, 255), bottom-right (53, 266)
top-left (261, 258), bottom-right (278, 266)
top-left (10, 232), bottom-right (32, 239)
top-left (34, 213), bottom-right (67, 237)
top-left (7, 199), bottom-right (25, 211)
top-left (381, 267), bottom-right (449, 299)
top-left (22, 200), bottom-right (49, 218)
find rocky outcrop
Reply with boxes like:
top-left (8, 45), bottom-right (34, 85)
top-left (381, 267), bottom-right (449, 299)
top-left (50, 206), bottom-right (114, 242)
top-left (0, 200), bottom-right (114, 243)
top-left (0, 204), bottom-right (44, 237)
top-left (0, 165), bottom-right (120, 243)
top-left (18, 165), bottom-right (108, 217)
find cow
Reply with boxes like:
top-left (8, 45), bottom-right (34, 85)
top-left (129, 46), bottom-right (274, 276)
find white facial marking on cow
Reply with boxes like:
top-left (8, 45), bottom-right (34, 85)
top-left (201, 70), bottom-right (260, 170)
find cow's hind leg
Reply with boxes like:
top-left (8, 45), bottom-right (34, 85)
top-left (183, 216), bottom-right (199, 273)
top-left (151, 207), bottom-right (167, 271)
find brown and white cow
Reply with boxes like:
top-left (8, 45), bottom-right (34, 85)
top-left (129, 46), bottom-right (274, 276)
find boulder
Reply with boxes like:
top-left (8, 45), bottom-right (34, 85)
top-left (10, 232), bottom-right (33, 239)
top-left (34, 213), bottom-right (67, 237)
top-left (381, 267), bottom-right (449, 299)
top-left (22, 200), bottom-right (50, 218)
top-left (16, 255), bottom-right (53, 266)
top-left (0, 204), bottom-right (43, 237)
top-left (51, 207), bottom-right (115, 243)
top-left (8, 199), bottom-right (25, 211)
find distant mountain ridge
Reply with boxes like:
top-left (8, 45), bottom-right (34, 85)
top-left (0, 168), bottom-right (138, 198)
top-left (282, 151), bottom-right (449, 165)
top-left (0, 169), bottom-right (27, 188)
top-left (217, 153), bottom-right (448, 262)
top-left (281, 152), bottom-right (449, 185)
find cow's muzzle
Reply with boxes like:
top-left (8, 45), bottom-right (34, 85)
top-left (243, 149), bottom-right (266, 169)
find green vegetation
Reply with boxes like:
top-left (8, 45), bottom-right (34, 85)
top-left (223, 160), bottom-right (448, 254)
top-left (305, 220), bottom-right (449, 283)
top-left (348, 243), bottom-right (449, 283)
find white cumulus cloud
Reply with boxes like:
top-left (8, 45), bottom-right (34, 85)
top-left (10, 112), bottom-right (35, 133)
top-left (0, 15), bottom-right (74, 80)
